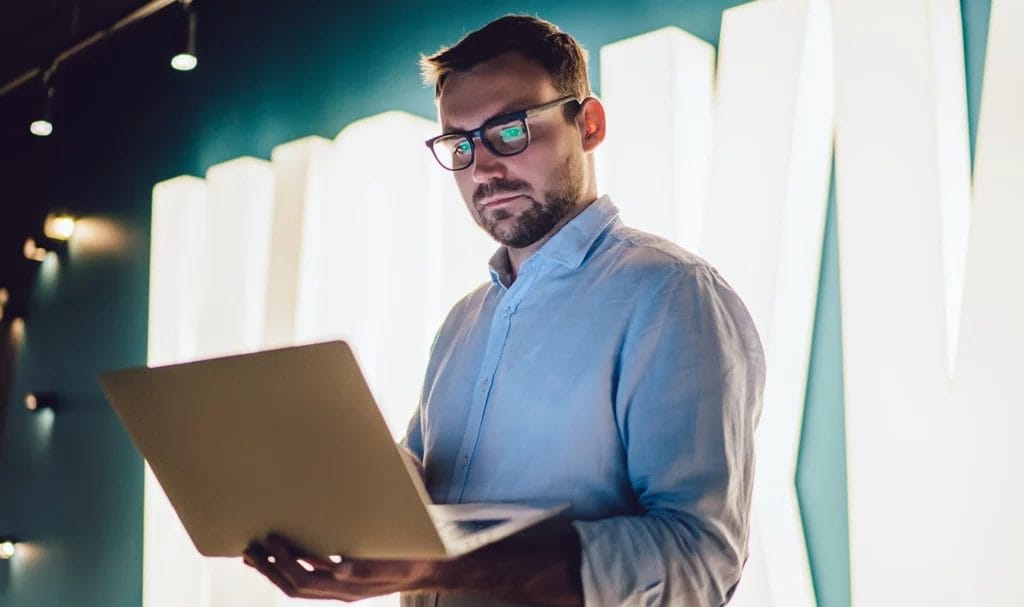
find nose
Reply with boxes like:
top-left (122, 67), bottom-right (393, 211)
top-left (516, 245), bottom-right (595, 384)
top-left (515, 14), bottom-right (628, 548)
top-left (471, 142), bottom-right (507, 183)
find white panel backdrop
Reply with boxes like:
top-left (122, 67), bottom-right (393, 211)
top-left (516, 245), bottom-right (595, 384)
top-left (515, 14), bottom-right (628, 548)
top-left (146, 0), bottom-right (1022, 604)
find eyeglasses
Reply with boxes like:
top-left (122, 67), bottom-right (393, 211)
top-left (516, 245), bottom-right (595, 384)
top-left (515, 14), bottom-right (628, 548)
top-left (425, 96), bottom-right (581, 171)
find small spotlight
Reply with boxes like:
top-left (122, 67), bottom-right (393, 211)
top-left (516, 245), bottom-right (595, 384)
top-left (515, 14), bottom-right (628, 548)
top-left (171, 53), bottom-right (197, 72)
top-left (0, 287), bottom-right (8, 306)
top-left (25, 392), bottom-right (58, 412)
top-left (11, 318), bottom-right (26, 341)
top-left (266, 555), bottom-right (277, 564)
top-left (44, 213), bottom-right (77, 240)
top-left (328, 554), bottom-right (343, 564)
top-left (296, 558), bottom-right (315, 572)
top-left (24, 237), bottom-right (52, 262)
top-left (171, 4), bottom-right (198, 71)
top-left (30, 81), bottom-right (56, 137)
top-left (30, 119), bottom-right (53, 137)
top-left (0, 538), bottom-right (17, 560)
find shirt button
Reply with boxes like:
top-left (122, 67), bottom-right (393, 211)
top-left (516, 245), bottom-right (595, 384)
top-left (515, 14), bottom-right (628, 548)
top-left (461, 455), bottom-right (469, 468)
top-left (501, 306), bottom-right (511, 318)
top-left (480, 378), bottom-right (489, 391)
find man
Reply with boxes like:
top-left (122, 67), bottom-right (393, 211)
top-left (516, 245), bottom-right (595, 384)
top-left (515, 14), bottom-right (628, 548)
top-left (245, 15), bottom-right (764, 607)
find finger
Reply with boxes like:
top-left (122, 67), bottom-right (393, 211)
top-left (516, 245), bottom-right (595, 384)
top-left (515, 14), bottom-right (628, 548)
top-left (265, 533), bottom-right (335, 572)
top-left (253, 541), bottom-right (400, 601)
top-left (243, 543), bottom-right (301, 598)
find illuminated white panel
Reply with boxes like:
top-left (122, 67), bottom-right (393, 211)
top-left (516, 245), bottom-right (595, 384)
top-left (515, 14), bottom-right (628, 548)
top-left (830, 0), bottom-right (1024, 604)
top-left (146, 176), bottom-right (208, 607)
top-left (263, 136), bottom-right (334, 349)
top-left (954, 0), bottom-right (1024, 602)
top-left (701, 1), bottom-right (832, 606)
top-left (929, 0), bottom-right (973, 375)
top-left (195, 157), bottom-right (276, 358)
top-left (294, 111), bottom-right (453, 439)
top-left (597, 26), bottom-right (714, 251)
top-left (149, 176), bottom-right (207, 366)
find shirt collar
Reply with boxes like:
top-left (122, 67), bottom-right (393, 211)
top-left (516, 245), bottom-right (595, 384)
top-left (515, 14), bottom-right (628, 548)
top-left (488, 195), bottom-right (619, 286)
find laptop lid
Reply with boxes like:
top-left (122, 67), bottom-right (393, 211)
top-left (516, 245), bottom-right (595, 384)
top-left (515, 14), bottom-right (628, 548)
top-left (99, 340), bottom-right (447, 560)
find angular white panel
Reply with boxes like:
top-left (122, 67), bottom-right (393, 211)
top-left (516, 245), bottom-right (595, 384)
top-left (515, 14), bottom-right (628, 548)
top-left (146, 176), bottom-right (208, 607)
top-left (954, 0), bottom-right (1024, 602)
top-left (195, 157), bottom-right (276, 358)
top-left (702, 1), bottom-right (833, 606)
top-left (833, 1), bottom-right (961, 604)
top-left (263, 136), bottom-right (334, 349)
top-left (834, 0), bottom-right (1024, 604)
top-left (292, 111), bottom-right (443, 439)
top-left (929, 0), bottom-right (973, 375)
top-left (149, 176), bottom-right (207, 366)
top-left (597, 26), bottom-right (714, 251)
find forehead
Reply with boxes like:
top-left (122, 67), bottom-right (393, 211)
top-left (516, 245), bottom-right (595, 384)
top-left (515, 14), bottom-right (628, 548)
top-left (438, 52), bottom-right (561, 131)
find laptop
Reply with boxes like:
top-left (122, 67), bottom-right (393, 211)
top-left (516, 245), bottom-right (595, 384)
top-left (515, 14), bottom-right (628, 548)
top-left (99, 340), bottom-right (568, 560)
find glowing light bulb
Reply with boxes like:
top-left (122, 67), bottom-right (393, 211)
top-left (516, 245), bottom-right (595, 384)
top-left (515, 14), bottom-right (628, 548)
top-left (23, 237), bottom-right (38, 260)
top-left (0, 540), bottom-right (15, 560)
top-left (171, 53), bottom-right (197, 71)
top-left (30, 119), bottom-right (53, 136)
top-left (44, 214), bottom-right (76, 240)
top-left (25, 393), bottom-right (38, 411)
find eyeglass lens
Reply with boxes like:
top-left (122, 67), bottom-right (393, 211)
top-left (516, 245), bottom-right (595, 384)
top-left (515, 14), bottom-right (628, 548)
top-left (432, 117), bottom-right (529, 170)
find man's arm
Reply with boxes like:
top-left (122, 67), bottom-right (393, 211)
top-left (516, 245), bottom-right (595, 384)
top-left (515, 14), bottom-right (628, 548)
top-left (242, 519), bottom-right (583, 606)
top-left (571, 264), bottom-right (764, 606)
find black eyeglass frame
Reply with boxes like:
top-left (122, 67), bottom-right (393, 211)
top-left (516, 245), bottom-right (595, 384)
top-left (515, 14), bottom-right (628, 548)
top-left (425, 96), bottom-right (582, 171)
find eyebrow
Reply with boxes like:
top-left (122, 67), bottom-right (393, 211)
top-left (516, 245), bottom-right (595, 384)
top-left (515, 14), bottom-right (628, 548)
top-left (442, 100), bottom-right (537, 134)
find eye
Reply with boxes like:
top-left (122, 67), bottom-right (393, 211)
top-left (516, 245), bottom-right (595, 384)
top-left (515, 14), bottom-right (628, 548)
top-left (498, 125), bottom-right (526, 143)
top-left (453, 140), bottom-right (472, 157)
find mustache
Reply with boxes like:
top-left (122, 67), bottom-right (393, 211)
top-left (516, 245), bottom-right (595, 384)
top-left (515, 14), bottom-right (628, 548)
top-left (473, 179), bottom-right (531, 205)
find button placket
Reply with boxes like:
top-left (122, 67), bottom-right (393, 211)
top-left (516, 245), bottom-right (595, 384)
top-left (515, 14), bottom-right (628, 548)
top-left (448, 270), bottom-right (539, 503)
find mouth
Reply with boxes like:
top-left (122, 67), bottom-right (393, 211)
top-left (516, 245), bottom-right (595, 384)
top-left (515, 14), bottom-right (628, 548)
top-left (479, 194), bottom-right (524, 210)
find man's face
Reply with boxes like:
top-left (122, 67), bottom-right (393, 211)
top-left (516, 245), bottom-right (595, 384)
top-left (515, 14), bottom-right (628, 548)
top-left (437, 52), bottom-right (585, 249)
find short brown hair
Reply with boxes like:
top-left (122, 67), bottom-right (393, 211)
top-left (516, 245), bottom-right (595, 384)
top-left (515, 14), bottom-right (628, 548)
top-left (420, 15), bottom-right (591, 103)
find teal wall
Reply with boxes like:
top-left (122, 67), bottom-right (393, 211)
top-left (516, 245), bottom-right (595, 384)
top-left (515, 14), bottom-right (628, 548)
top-left (0, 1), bottom-right (991, 605)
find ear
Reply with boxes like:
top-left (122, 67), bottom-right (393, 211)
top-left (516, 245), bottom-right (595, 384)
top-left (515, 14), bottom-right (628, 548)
top-left (576, 97), bottom-right (606, 153)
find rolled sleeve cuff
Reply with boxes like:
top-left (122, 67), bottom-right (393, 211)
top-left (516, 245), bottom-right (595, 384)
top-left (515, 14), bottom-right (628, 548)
top-left (572, 518), bottom-right (666, 607)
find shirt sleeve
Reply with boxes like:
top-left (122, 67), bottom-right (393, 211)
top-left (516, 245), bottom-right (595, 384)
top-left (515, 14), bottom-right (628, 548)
top-left (572, 264), bottom-right (765, 606)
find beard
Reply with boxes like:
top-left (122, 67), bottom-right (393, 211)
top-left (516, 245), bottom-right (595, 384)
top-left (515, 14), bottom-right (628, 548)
top-left (473, 155), bottom-right (585, 249)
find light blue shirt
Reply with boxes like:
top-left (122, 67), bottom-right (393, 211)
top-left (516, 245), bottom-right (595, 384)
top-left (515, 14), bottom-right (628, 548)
top-left (403, 195), bottom-right (764, 607)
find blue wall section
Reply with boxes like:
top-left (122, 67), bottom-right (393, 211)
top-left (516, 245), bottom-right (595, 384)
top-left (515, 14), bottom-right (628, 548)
top-left (797, 167), bottom-right (850, 607)
top-left (961, 0), bottom-right (992, 165)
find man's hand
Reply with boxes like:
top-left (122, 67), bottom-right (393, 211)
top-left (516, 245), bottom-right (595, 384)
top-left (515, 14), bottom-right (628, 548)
top-left (243, 520), bottom-right (583, 605)
top-left (244, 534), bottom-right (443, 600)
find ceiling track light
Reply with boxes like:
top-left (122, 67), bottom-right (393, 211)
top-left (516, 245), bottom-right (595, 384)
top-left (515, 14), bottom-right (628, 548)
top-left (171, 2), bottom-right (198, 71)
top-left (44, 213), bottom-right (77, 241)
top-left (25, 391), bottom-right (60, 412)
top-left (0, 537), bottom-right (18, 560)
top-left (24, 237), bottom-right (50, 262)
top-left (30, 74), bottom-right (56, 137)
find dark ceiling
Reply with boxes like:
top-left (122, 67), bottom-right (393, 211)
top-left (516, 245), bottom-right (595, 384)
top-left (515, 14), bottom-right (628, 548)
top-left (0, 0), bottom-right (157, 318)
top-left (0, 0), bottom-right (154, 86)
